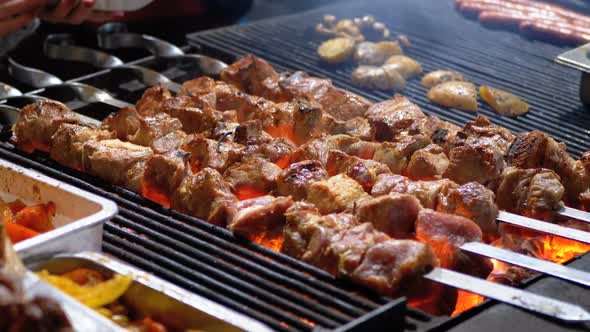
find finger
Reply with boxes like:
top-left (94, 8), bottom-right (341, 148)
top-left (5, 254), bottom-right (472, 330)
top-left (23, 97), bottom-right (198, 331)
top-left (0, 12), bottom-right (35, 37)
top-left (65, 0), bottom-right (94, 24)
top-left (41, 0), bottom-right (76, 21)
top-left (0, 0), bottom-right (45, 20)
top-left (86, 10), bottom-right (122, 23)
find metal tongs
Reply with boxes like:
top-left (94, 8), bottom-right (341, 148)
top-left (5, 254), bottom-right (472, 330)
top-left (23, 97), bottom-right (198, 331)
top-left (7, 58), bottom-right (132, 110)
top-left (97, 23), bottom-right (228, 76)
top-left (43, 34), bottom-right (181, 92)
top-left (0, 82), bottom-right (22, 99)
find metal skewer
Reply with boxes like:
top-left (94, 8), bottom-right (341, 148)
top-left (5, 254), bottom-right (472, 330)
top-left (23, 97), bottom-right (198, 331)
top-left (0, 82), bottom-right (22, 99)
top-left (97, 23), bottom-right (228, 76)
top-left (42, 34), bottom-right (181, 92)
top-left (498, 211), bottom-right (590, 244)
top-left (425, 267), bottom-right (590, 322)
top-left (461, 242), bottom-right (590, 288)
top-left (556, 206), bottom-right (590, 224)
top-left (7, 58), bottom-right (133, 110)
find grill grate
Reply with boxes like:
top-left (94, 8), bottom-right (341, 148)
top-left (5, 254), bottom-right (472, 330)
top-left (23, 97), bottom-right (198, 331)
top-left (188, 0), bottom-right (590, 158)
top-left (0, 142), bottom-right (431, 331)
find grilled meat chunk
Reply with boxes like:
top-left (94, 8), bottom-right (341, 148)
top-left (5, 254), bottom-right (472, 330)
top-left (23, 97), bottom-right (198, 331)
top-left (162, 102), bottom-right (225, 135)
top-left (351, 238), bottom-right (437, 296)
top-left (407, 144), bottom-right (450, 180)
top-left (351, 65), bottom-right (407, 91)
top-left (291, 137), bottom-right (331, 166)
top-left (372, 135), bottom-right (431, 174)
top-left (143, 150), bottom-right (190, 206)
top-left (102, 108), bottom-right (185, 153)
top-left (355, 194), bottom-right (422, 238)
top-left (136, 83), bottom-right (172, 116)
top-left (494, 167), bottom-right (564, 219)
top-left (171, 167), bottom-right (237, 226)
top-left (373, 174), bottom-right (457, 209)
top-left (182, 135), bottom-right (244, 173)
top-left (50, 124), bottom-right (113, 171)
top-left (224, 158), bottom-right (282, 199)
top-left (276, 160), bottom-right (328, 200)
top-left (283, 207), bottom-right (359, 273)
top-left (326, 135), bottom-right (379, 160)
top-left (446, 116), bottom-right (515, 155)
top-left (437, 182), bottom-right (499, 241)
top-left (365, 95), bottom-right (427, 142)
top-left (280, 71), bottom-right (371, 121)
top-left (327, 150), bottom-right (390, 191)
top-left (307, 174), bottom-right (369, 214)
top-left (507, 131), bottom-right (587, 205)
top-left (13, 100), bottom-right (79, 152)
top-left (384, 55), bottom-right (423, 80)
top-left (227, 195), bottom-right (293, 242)
top-left (416, 209), bottom-right (493, 278)
top-left (243, 137), bottom-right (296, 168)
top-left (353, 41), bottom-right (403, 65)
top-left (83, 139), bottom-right (153, 193)
top-left (220, 54), bottom-right (287, 102)
top-left (443, 145), bottom-right (505, 185)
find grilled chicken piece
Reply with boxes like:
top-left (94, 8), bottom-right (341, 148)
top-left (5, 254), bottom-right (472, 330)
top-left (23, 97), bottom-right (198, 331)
top-left (161, 99), bottom-right (225, 135)
top-left (283, 206), bottom-right (359, 273)
top-left (224, 158), bottom-right (282, 199)
top-left (494, 167), bottom-right (564, 219)
top-left (326, 135), bottom-right (379, 160)
top-left (318, 37), bottom-right (355, 63)
top-left (280, 71), bottom-right (371, 121)
top-left (171, 167), bottom-right (237, 226)
top-left (407, 144), bottom-right (450, 180)
top-left (227, 195), bottom-right (293, 241)
top-left (307, 174), bottom-right (369, 214)
top-left (355, 194), bottom-right (422, 238)
top-left (276, 160), bottom-right (328, 200)
top-left (353, 41), bottom-right (403, 65)
top-left (143, 150), bottom-right (190, 206)
top-left (351, 238), bottom-right (437, 297)
top-left (421, 70), bottom-right (465, 89)
top-left (220, 54), bottom-right (287, 102)
top-left (50, 124), bottom-right (113, 171)
top-left (351, 65), bottom-right (407, 91)
top-left (102, 108), bottom-right (185, 154)
top-left (83, 139), bottom-right (153, 193)
top-left (427, 81), bottom-right (478, 112)
top-left (507, 131), bottom-right (588, 205)
top-left (416, 209), bottom-right (493, 278)
top-left (326, 150), bottom-right (391, 191)
top-left (384, 55), bottom-right (423, 79)
top-left (480, 86), bottom-right (529, 117)
top-left (13, 100), bottom-right (79, 152)
top-left (437, 182), bottom-right (499, 241)
top-left (372, 173), bottom-right (456, 209)
top-left (135, 83), bottom-right (172, 116)
top-left (291, 137), bottom-right (331, 166)
top-left (182, 135), bottom-right (244, 173)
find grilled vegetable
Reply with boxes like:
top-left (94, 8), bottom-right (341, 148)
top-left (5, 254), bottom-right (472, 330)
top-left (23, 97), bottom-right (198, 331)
top-left (353, 41), bottom-right (403, 65)
top-left (427, 81), bottom-right (478, 112)
top-left (384, 55), bottom-right (423, 79)
top-left (4, 222), bottom-right (39, 243)
top-left (480, 86), bottom-right (529, 117)
top-left (422, 70), bottom-right (466, 89)
top-left (38, 270), bottom-right (133, 308)
top-left (317, 37), bottom-right (356, 63)
top-left (13, 202), bottom-right (56, 233)
top-left (351, 65), bottom-right (407, 90)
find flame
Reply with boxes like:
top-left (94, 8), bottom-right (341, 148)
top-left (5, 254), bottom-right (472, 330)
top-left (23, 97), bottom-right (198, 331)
top-left (264, 124), bottom-right (297, 145)
top-left (274, 154), bottom-right (291, 169)
top-left (252, 231), bottom-right (284, 252)
top-left (141, 179), bottom-right (171, 208)
top-left (235, 185), bottom-right (267, 201)
top-left (452, 229), bottom-right (590, 315)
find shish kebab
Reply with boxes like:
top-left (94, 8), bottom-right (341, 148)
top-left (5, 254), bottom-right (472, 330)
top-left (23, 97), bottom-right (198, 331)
top-left (9, 94), bottom-right (590, 323)
top-left (6, 57), bottom-right (590, 320)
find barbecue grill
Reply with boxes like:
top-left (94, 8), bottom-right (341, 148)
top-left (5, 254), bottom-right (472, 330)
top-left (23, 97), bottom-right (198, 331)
top-left (2, 0), bottom-right (590, 331)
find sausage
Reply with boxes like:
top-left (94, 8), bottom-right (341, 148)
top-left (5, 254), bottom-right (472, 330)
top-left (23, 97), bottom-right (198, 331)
top-left (519, 20), bottom-right (590, 44)
top-left (478, 11), bottom-right (568, 30)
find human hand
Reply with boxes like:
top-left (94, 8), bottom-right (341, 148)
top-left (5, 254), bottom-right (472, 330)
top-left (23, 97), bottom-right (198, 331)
top-left (41, 0), bottom-right (122, 25)
top-left (0, 0), bottom-right (45, 37)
